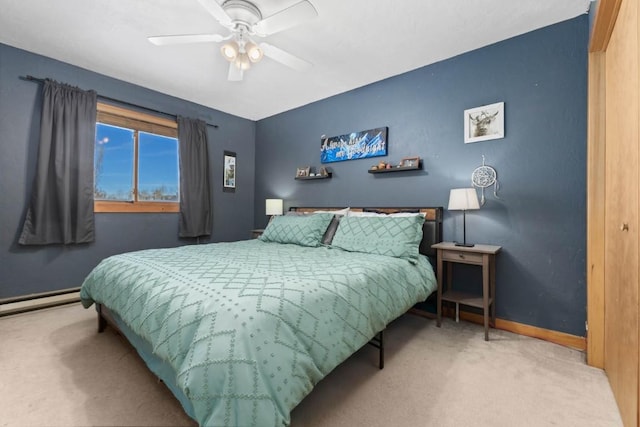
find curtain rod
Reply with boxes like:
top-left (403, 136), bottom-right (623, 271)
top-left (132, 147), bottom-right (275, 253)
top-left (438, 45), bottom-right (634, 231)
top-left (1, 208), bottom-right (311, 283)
top-left (19, 75), bottom-right (219, 129)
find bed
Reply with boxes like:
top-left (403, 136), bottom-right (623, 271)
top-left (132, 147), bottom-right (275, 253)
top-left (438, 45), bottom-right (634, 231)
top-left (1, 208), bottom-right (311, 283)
top-left (80, 206), bottom-right (443, 426)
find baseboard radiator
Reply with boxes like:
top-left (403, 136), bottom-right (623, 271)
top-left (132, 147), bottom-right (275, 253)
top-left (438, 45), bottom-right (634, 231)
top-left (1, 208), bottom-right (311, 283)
top-left (0, 287), bottom-right (81, 317)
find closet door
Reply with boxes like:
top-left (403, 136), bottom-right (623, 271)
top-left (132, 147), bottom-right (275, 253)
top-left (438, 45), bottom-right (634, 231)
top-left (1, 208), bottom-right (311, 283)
top-left (604, 0), bottom-right (639, 425)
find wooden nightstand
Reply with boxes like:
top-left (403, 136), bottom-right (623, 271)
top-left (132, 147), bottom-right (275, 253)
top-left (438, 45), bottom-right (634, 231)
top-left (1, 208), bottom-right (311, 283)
top-left (250, 229), bottom-right (264, 239)
top-left (431, 241), bottom-right (502, 341)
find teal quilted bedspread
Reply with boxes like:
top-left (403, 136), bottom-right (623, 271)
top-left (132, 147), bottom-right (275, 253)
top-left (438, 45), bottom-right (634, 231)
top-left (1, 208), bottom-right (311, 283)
top-left (80, 240), bottom-right (436, 426)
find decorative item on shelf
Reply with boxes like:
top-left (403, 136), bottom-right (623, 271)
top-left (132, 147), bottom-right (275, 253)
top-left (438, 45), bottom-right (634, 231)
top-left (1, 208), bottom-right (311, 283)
top-left (448, 188), bottom-right (480, 247)
top-left (319, 166), bottom-right (329, 177)
top-left (471, 155), bottom-right (500, 206)
top-left (296, 166), bottom-right (310, 177)
top-left (400, 156), bottom-right (420, 168)
top-left (265, 198), bottom-right (283, 223)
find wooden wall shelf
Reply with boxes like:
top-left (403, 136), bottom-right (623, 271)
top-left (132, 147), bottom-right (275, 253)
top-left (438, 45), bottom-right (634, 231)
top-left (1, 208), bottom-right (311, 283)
top-left (368, 162), bottom-right (422, 174)
top-left (295, 172), bottom-right (332, 180)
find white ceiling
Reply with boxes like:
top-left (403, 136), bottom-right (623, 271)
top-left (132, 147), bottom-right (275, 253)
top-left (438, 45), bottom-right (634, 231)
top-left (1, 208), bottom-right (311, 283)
top-left (0, 0), bottom-right (590, 121)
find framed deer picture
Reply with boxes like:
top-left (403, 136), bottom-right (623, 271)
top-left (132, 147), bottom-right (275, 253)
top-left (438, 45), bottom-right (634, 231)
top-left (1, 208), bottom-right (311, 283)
top-left (464, 102), bottom-right (504, 143)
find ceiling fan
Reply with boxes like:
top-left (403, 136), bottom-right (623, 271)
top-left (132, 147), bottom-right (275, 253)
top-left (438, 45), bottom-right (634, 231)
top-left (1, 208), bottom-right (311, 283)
top-left (148, 0), bottom-right (317, 81)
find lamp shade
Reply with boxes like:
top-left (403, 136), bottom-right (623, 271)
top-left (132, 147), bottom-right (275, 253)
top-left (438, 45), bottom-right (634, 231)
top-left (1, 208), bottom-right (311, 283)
top-left (220, 41), bottom-right (239, 61)
top-left (265, 199), bottom-right (283, 216)
top-left (448, 188), bottom-right (480, 211)
top-left (235, 52), bottom-right (251, 70)
top-left (245, 41), bottom-right (263, 63)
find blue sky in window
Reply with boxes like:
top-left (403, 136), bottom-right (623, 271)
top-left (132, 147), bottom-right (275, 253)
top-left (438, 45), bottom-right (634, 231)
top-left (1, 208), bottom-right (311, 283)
top-left (138, 131), bottom-right (179, 198)
top-left (95, 123), bottom-right (179, 201)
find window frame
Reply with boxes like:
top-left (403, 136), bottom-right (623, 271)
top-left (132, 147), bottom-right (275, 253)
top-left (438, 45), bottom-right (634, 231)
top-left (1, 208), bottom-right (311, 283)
top-left (94, 103), bottom-right (180, 213)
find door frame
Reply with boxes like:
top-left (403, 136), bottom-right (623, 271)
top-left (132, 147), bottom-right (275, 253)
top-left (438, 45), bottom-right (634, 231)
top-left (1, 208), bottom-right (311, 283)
top-left (587, 0), bottom-right (623, 368)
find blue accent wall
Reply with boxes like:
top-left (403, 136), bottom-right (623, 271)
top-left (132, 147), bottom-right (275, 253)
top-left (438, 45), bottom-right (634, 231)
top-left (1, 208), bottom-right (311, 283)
top-left (254, 16), bottom-right (589, 335)
top-left (0, 15), bottom-right (589, 336)
top-left (0, 44), bottom-right (255, 299)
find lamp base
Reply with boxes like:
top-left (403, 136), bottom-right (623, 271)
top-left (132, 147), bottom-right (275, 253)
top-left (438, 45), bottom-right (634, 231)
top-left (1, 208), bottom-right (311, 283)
top-left (454, 242), bottom-right (475, 247)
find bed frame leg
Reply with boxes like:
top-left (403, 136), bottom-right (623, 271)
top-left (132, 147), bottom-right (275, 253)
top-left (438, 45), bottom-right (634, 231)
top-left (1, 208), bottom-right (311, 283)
top-left (368, 330), bottom-right (385, 369)
top-left (97, 303), bottom-right (106, 333)
top-left (378, 330), bottom-right (385, 370)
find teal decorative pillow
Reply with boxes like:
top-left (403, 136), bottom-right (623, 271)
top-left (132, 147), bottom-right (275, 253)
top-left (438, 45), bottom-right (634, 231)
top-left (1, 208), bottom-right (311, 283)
top-left (330, 215), bottom-right (425, 262)
top-left (259, 213), bottom-right (334, 247)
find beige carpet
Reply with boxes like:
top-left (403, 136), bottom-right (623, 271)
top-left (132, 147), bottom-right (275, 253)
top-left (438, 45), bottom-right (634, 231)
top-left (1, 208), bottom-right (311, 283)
top-left (0, 304), bottom-right (622, 427)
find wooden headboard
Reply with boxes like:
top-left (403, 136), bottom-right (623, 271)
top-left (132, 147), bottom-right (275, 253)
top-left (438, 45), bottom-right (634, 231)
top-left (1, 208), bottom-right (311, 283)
top-left (289, 207), bottom-right (444, 258)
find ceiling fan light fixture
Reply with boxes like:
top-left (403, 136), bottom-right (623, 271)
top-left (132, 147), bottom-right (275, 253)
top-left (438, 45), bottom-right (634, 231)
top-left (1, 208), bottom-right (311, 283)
top-left (220, 41), bottom-right (239, 62)
top-left (235, 52), bottom-right (251, 70)
top-left (150, 0), bottom-right (319, 81)
top-left (245, 41), bottom-right (263, 63)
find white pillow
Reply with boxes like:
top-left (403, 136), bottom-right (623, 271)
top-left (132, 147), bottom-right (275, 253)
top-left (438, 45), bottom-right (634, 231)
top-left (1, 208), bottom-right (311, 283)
top-left (347, 210), bottom-right (424, 218)
top-left (314, 207), bottom-right (350, 216)
top-left (347, 211), bottom-right (382, 217)
top-left (388, 212), bottom-right (426, 217)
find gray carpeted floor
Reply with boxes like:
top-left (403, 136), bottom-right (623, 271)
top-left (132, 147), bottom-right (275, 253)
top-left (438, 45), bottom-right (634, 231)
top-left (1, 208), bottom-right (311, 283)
top-left (0, 304), bottom-right (622, 427)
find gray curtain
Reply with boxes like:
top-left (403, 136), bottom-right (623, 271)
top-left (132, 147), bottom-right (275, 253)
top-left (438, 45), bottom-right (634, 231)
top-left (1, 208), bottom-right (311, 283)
top-left (19, 80), bottom-right (97, 245)
top-left (178, 116), bottom-right (212, 238)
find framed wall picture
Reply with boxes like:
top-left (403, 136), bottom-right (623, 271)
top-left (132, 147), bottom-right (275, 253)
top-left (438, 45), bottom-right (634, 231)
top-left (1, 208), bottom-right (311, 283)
top-left (223, 150), bottom-right (236, 192)
top-left (296, 166), bottom-right (310, 177)
top-left (464, 102), bottom-right (505, 143)
top-left (400, 156), bottom-right (420, 168)
top-left (320, 127), bottom-right (388, 163)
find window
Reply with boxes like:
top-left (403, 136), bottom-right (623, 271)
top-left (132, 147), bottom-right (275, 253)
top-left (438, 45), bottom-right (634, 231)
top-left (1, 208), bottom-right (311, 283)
top-left (94, 103), bottom-right (180, 213)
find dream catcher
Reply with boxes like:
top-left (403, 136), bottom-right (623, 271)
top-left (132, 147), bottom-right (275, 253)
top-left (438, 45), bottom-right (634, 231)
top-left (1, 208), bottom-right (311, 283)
top-left (471, 155), bottom-right (500, 206)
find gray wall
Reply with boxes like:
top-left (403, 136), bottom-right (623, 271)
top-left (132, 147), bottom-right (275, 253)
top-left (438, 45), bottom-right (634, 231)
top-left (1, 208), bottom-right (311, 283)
top-left (1, 15), bottom-right (589, 336)
top-left (254, 17), bottom-right (588, 336)
top-left (0, 44), bottom-right (255, 299)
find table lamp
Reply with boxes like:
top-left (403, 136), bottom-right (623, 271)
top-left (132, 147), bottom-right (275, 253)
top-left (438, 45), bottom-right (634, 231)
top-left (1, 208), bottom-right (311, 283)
top-left (265, 198), bottom-right (283, 222)
top-left (448, 188), bottom-right (480, 247)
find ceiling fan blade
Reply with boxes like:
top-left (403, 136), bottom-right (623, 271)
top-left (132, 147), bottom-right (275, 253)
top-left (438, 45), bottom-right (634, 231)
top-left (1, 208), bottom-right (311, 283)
top-left (196, 0), bottom-right (233, 27)
top-left (148, 33), bottom-right (226, 46)
top-left (259, 42), bottom-right (312, 71)
top-left (228, 63), bottom-right (244, 81)
top-left (253, 0), bottom-right (318, 36)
